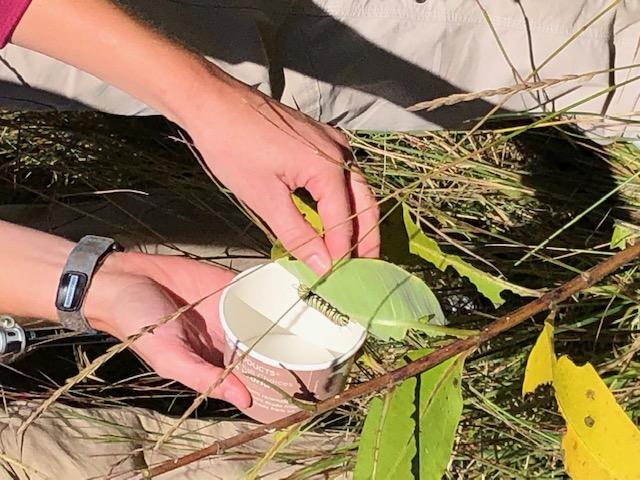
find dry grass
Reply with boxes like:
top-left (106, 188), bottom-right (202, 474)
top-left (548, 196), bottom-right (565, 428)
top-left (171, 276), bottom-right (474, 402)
top-left (0, 106), bottom-right (638, 478)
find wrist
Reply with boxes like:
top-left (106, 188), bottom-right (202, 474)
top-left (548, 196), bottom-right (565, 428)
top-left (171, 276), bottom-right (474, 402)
top-left (169, 66), bottom-right (259, 141)
top-left (148, 56), bottom-right (230, 130)
top-left (170, 80), bottom-right (227, 136)
top-left (0, 222), bottom-right (73, 321)
top-left (83, 251), bottom-right (148, 333)
top-left (0, 222), bottom-right (148, 332)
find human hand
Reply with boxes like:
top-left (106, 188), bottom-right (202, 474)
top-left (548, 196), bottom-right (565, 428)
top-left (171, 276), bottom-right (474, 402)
top-left (184, 77), bottom-right (381, 275)
top-left (87, 252), bottom-right (251, 408)
top-left (13, 0), bottom-right (380, 276)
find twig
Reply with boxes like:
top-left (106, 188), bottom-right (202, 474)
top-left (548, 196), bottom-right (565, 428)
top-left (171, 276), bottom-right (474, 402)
top-left (141, 241), bottom-right (640, 478)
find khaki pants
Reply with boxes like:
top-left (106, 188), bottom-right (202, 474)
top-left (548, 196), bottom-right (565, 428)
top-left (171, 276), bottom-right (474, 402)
top-left (0, 0), bottom-right (639, 140)
top-left (0, 402), bottom-right (352, 479)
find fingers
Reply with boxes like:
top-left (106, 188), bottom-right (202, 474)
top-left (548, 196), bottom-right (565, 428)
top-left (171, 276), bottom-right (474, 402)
top-left (307, 129), bottom-right (378, 260)
top-left (253, 184), bottom-right (332, 275)
top-left (306, 168), bottom-right (354, 261)
top-left (157, 349), bottom-right (251, 409)
top-left (348, 168), bottom-right (381, 258)
top-left (267, 162), bottom-right (377, 266)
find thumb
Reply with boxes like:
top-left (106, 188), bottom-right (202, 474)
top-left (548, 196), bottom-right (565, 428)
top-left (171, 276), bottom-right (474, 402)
top-left (255, 185), bottom-right (332, 275)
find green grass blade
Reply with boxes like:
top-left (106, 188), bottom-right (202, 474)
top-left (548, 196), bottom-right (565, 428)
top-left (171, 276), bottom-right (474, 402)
top-left (516, 171), bottom-right (640, 265)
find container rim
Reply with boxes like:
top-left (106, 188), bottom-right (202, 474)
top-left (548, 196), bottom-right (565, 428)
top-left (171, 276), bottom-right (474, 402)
top-left (219, 263), bottom-right (367, 371)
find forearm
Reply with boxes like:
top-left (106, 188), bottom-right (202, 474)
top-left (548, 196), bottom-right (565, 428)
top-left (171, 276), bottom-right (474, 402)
top-left (0, 220), bottom-right (133, 325)
top-left (11, 0), bottom-right (231, 131)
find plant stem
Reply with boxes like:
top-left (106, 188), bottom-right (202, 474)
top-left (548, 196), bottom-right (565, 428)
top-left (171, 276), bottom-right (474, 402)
top-left (141, 241), bottom-right (640, 479)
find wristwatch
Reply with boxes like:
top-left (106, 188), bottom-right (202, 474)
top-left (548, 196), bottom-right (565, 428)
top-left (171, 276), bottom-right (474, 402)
top-left (55, 235), bottom-right (123, 332)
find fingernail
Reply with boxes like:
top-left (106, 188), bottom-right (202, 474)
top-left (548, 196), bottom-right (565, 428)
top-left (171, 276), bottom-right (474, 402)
top-left (307, 253), bottom-right (331, 276)
top-left (224, 388), bottom-right (251, 409)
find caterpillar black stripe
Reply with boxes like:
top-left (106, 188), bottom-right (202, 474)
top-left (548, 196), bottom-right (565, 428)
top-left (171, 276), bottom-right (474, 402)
top-left (297, 285), bottom-right (350, 327)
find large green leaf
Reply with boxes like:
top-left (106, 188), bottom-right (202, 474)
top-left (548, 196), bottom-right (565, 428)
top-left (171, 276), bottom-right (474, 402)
top-left (353, 378), bottom-right (417, 480)
top-left (354, 351), bottom-right (465, 480)
top-left (278, 258), bottom-right (445, 340)
top-left (403, 205), bottom-right (539, 307)
top-left (409, 351), bottom-right (465, 480)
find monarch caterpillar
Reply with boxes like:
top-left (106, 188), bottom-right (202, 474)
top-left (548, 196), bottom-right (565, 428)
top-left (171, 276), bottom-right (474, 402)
top-left (297, 284), bottom-right (350, 327)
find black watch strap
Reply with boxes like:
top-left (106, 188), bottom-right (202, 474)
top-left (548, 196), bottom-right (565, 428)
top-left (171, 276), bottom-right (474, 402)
top-left (55, 235), bottom-right (123, 332)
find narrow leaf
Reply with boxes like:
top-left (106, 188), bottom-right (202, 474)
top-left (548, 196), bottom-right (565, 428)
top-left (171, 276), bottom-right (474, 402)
top-left (353, 379), bottom-right (417, 480)
top-left (355, 351), bottom-right (465, 480)
top-left (245, 424), bottom-right (301, 480)
top-left (408, 350), bottom-right (465, 480)
top-left (403, 204), bottom-right (539, 307)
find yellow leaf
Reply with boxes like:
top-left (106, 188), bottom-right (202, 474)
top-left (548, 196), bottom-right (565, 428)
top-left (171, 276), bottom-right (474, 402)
top-left (562, 426), bottom-right (613, 480)
top-left (291, 195), bottom-right (323, 234)
top-left (554, 356), bottom-right (640, 480)
top-left (523, 324), bottom-right (640, 479)
top-left (522, 322), bottom-right (556, 396)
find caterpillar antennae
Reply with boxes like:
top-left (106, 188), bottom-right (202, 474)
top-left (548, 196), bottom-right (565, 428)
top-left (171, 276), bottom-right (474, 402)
top-left (297, 285), bottom-right (350, 327)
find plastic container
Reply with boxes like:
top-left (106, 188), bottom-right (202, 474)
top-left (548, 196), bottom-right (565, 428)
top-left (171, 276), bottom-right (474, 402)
top-left (219, 262), bottom-right (367, 423)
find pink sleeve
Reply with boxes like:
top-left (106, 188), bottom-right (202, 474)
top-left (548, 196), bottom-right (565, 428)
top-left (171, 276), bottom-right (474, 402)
top-left (0, 0), bottom-right (32, 48)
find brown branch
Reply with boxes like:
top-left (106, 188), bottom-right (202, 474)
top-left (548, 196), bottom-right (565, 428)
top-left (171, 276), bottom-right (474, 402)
top-left (142, 241), bottom-right (640, 479)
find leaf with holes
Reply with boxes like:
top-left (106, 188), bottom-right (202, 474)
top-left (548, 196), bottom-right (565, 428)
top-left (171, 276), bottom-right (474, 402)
top-left (523, 323), bottom-right (640, 479)
top-left (555, 357), bottom-right (640, 479)
top-left (403, 204), bottom-right (539, 307)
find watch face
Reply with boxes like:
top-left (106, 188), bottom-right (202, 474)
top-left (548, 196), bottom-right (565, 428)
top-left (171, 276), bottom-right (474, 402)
top-left (55, 271), bottom-right (89, 312)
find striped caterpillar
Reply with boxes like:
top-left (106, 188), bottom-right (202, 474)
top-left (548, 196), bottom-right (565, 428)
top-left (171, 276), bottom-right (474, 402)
top-left (297, 284), bottom-right (350, 327)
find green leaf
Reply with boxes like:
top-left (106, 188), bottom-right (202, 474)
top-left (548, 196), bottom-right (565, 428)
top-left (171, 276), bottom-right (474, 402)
top-left (353, 378), bottom-right (417, 480)
top-left (354, 351), bottom-right (465, 480)
top-left (377, 319), bottom-right (477, 338)
top-left (408, 350), bottom-right (465, 480)
top-left (610, 221), bottom-right (640, 250)
top-left (278, 258), bottom-right (445, 340)
top-left (403, 204), bottom-right (539, 307)
top-left (246, 424), bottom-right (301, 480)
